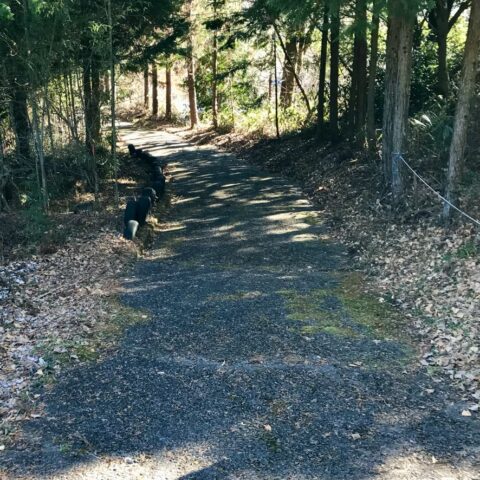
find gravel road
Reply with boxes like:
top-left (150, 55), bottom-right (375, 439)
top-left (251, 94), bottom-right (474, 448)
top-left (2, 126), bottom-right (479, 479)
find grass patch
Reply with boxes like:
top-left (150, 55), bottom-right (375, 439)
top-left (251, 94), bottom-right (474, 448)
top-left (455, 240), bottom-right (478, 259)
top-left (35, 298), bottom-right (150, 381)
top-left (279, 272), bottom-right (410, 342)
top-left (279, 288), bottom-right (357, 337)
top-left (336, 273), bottom-right (407, 340)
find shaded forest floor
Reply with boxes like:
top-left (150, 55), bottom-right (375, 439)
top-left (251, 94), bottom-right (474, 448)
top-left (183, 126), bottom-right (480, 413)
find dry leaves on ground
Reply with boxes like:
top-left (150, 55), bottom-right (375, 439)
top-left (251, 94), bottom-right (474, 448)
top-left (0, 227), bottom-right (137, 446)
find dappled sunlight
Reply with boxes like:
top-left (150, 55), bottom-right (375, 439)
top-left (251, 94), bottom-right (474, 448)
top-left (175, 196), bottom-right (201, 205)
top-left (375, 452), bottom-right (479, 479)
top-left (27, 447), bottom-right (214, 480)
top-left (266, 224), bottom-right (311, 235)
top-left (160, 222), bottom-right (187, 232)
top-left (266, 211), bottom-right (320, 223)
top-left (290, 233), bottom-right (319, 242)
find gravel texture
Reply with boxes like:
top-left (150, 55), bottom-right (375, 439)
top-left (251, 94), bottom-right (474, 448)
top-left (1, 127), bottom-right (480, 479)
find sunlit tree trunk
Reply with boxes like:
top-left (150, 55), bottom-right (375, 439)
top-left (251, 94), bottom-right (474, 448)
top-left (382, 3), bottom-right (416, 203)
top-left (443, 1), bottom-right (480, 221)
top-left (212, 0), bottom-right (219, 129)
top-left (82, 53), bottom-right (99, 198)
top-left (280, 33), bottom-right (298, 108)
top-left (273, 33), bottom-right (280, 139)
top-left (31, 92), bottom-right (49, 212)
top-left (186, 0), bottom-right (198, 128)
top-left (68, 72), bottom-right (79, 141)
top-left (144, 66), bottom-right (149, 110)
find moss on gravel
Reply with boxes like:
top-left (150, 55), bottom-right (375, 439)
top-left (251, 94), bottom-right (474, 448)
top-left (208, 291), bottom-right (265, 302)
top-left (35, 298), bottom-right (150, 381)
top-left (279, 272), bottom-right (410, 342)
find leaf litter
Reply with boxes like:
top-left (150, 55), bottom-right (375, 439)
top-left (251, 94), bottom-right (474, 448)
top-left (0, 226), bottom-right (138, 448)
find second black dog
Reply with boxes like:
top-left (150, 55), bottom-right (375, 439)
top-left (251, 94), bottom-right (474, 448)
top-left (136, 196), bottom-right (152, 226)
top-left (141, 187), bottom-right (157, 206)
top-left (124, 198), bottom-right (138, 226)
top-left (152, 177), bottom-right (166, 198)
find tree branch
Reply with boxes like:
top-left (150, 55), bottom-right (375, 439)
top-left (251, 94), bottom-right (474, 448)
top-left (272, 22), bottom-right (312, 114)
top-left (449, 1), bottom-right (472, 31)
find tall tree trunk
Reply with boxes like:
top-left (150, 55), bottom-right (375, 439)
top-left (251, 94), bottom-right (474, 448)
top-left (329, 3), bottom-right (340, 139)
top-left (367, 3), bottom-right (380, 150)
top-left (350, 0), bottom-right (368, 143)
top-left (186, 0), bottom-right (198, 128)
top-left (187, 55), bottom-right (198, 128)
top-left (31, 92), bottom-right (49, 212)
top-left (83, 58), bottom-right (93, 153)
top-left (317, 5), bottom-right (329, 136)
top-left (45, 88), bottom-right (54, 152)
top-left (280, 34), bottom-right (298, 108)
top-left (274, 33), bottom-right (280, 139)
top-left (443, 1), bottom-right (480, 221)
top-left (152, 63), bottom-right (158, 117)
top-left (91, 56), bottom-right (101, 145)
top-left (268, 70), bottom-right (273, 101)
top-left (429, 0), bottom-right (450, 98)
top-left (107, 0), bottom-right (118, 206)
top-left (82, 54), bottom-right (99, 198)
top-left (437, 25), bottom-right (449, 97)
top-left (382, 5), bottom-right (416, 203)
top-left (103, 73), bottom-right (110, 98)
top-left (428, 1), bottom-right (472, 98)
top-left (6, 0), bottom-right (31, 160)
top-left (68, 72), bottom-right (79, 141)
top-left (212, 33), bottom-right (219, 128)
top-left (165, 64), bottom-right (172, 121)
top-left (212, 0), bottom-right (219, 129)
top-left (144, 66), bottom-right (149, 110)
top-left (10, 81), bottom-right (31, 160)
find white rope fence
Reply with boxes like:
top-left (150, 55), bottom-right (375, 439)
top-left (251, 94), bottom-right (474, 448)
top-left (393, 153), bottom-right (480, 228)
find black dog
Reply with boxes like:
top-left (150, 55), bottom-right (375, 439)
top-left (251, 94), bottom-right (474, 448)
top-left (124, 220), bottom-right (139, 240)
top-left (124, 198), bottom-right (138, 226)
top-left (141, 187), bottom-right (157, 206)
top-left (136, 196), bottom-right (151, 226)
top-left (152, 165), bottom-right (164, 180)
top-left (152, 177), bottom-right (166, 198)
top-left (138, 150), bottom-right (154, 163)
top-left (127, 144), bottom-right (136, 157)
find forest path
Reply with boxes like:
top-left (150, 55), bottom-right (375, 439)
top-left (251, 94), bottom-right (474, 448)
top-left (2, 126), bottom-right (480, 479)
